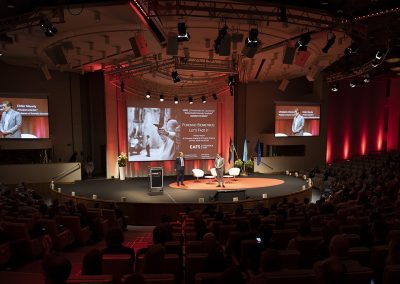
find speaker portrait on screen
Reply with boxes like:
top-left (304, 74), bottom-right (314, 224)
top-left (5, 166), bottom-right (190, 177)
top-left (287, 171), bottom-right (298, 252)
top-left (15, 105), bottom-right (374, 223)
top-left (0, 100), bottom-right (22, 138)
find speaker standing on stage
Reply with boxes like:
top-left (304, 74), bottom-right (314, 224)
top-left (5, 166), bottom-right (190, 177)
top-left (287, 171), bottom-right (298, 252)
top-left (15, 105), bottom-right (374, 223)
top-left (175, 152), bottom-right (185, 186)
top-left (215, 153), bottom-right (225, 188)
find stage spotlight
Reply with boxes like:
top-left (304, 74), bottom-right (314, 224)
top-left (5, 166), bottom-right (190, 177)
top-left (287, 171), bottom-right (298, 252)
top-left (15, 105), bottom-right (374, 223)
top-left (228, 75), bottom-right (236, 86)
top-left (145, 90), bottom-right (151, 99)
top-left (171, 70), bottom-right (181, 83)
top-left (330, 84), bottom-right (339, 92)
top-left (375, 50), bottom-right (385, 60)
top-left (174, 96), bottom-right (179, 104)
top-left (160, 94), bottom-right (164, 102)
top-left (349, 79), bottom-right (358, 88)
top-left (245, 28), bottom-right (260, 47)
top-left (201, 96), bottom-right (206, 103)
top-left (214, 25), bottom-right (228, 54)
top-left (177, 22), bottom-right (190, 42)
top-left (322, 33), bottom-right (336, 53)
top-left (40, 16), bottom-right (58, 37)
top-left (212, 93), bottom-right (218, 100)
top-left (363, 75), bottom-right (371, 83)
top-left (295, 32), bottom-right (311, 51)
top-left (7, 0), bottom-right (16, 8)
top-left (188, 96), bottom-right (193, 104)
top-left (120, 80), bottom-right (124, 93)
top-left (344, 42), bottom-right (359, 56)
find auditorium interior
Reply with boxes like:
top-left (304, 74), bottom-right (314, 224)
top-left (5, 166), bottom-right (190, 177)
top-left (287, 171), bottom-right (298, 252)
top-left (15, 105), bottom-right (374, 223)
top-left (0, 0), bottom-right (400, 283)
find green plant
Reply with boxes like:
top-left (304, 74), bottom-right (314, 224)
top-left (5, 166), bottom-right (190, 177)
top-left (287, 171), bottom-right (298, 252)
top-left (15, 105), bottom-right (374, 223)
top-left (117, 152), bottom-right (127, 167)
top-left (244, 159), bottom-right (254, 172)
top-left (234, 159), bottom-right (243, 169)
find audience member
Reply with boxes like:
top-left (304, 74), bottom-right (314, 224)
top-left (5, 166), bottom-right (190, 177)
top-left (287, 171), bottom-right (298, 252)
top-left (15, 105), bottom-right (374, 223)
top-left (81, 249), bottom-right (102, 275)
top-left (102, 228), bottom-right (135, 263)
top-left (42, 253), bottom-right (71, 284)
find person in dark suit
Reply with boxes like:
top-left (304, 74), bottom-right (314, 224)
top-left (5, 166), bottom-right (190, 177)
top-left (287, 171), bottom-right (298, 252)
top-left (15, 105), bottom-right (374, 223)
top-left (0, 100), bottom-right (22, 138)
top-left (175, 152), bottom-right (185, 186)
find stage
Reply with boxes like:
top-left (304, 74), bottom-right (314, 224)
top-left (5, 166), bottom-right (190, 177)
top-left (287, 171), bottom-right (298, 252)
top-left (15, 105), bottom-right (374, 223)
top-left (60, 173), bottom-right (308, 204)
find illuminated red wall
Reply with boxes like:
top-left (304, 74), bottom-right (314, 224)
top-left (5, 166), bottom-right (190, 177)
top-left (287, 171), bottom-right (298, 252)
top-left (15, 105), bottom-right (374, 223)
top-left (327, 77), bottom-right (400, 162)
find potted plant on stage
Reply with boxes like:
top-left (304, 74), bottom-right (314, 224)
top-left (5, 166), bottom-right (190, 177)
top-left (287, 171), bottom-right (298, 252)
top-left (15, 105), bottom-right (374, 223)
top-left (234, 159), bottom-right (244, 175)
top-left (117, 152), bottom-right (127, 180)
top-left (244, 159), bottom-right (254, 175)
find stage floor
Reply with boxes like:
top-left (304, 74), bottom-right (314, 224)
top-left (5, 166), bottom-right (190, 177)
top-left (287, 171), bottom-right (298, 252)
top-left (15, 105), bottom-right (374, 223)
top-left (61, 173), bottom-right (308, 204)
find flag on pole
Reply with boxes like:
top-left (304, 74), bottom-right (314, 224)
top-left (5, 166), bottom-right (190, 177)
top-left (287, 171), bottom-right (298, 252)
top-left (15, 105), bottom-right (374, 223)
top-left (256, 138), bottom-right (261, 166)
top-left (243, 139), bottom-right (248, 162)
top-left (228, 137), bottom-right (233, 164)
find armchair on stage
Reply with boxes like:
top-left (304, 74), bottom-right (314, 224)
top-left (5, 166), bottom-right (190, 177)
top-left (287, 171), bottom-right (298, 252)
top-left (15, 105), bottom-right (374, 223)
top-left (192, 169), bottom-right (205, 182)
top-left (223, 167), bottom-right (241, 183)
top-left (204, 168), bottom-right (217, 184)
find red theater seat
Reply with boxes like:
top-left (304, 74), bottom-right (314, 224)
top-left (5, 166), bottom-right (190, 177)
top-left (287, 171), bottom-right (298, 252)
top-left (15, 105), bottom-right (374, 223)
top-left (4, 222), bottom-right (44, 258)
top-left (102, 254), bottom-right (133, 284)
top-left (142, 274), bottom-right (176, 284)
top-left (39, 219), bottom-right (74, 251)
top-left (67, 274), bottom-right (114, 283)
top-left (56, 216), bottom-right (91, 245)
top-left (0, 272), bottom-right (44, 284)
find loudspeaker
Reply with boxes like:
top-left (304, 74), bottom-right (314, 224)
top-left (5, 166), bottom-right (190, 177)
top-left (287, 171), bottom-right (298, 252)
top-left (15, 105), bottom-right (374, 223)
top-left (45, 45), bottom-right (68, 65)
top-left (282, 45), bottom-right (296, 64)
top-left (213, 190), bottom-right (246, 201)
top-left (166, 32), bottom-right (178, 55)
top-left (242, 45), bottom-right (258, 58)
top-left (129, 32), bottom-right (150, 58)
top-left (278, 79), bottom-right (290, 91)
top-left (218, 34), bottom-right (231, 56)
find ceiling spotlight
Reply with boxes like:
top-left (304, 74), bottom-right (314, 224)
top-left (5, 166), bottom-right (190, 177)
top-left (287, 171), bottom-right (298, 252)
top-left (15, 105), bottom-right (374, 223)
top-left (145, 90), bottom-right (151, 99)
top-left (363, 75), bottom-right (371, 83)
top-left (330, 84), bottom-right (339, 92)
top-left (188, 97), bottom-right (193, 104)
top-left (375, 50), bottom-right (385, 60)
top-left (7, 0), bottom-right (16, 9)
top-left (214, 25), bottom-right (228, 54)
top-left (120, 80), bottom-right (124, 93)
top-left (177, 22), bottom-right (190, 42)
top-left (201, 96), bottom-right (206, 103)
top-left (322, 33), bottom-right (336, 53)
top-left (245, 28), bottom-right (260, 47)
top-left (345, 42), bottom-right (359, 56)
top-left (160, 94), bottom-right (164, 102)
top-left (212, 93), bottom-right (218, 100)
top-left (171, 70), bottom-right (181, 83)
top-left (349, 79), bottom-right (358, 88)
top-left (296, 32), bottom-right (311, 51)
top-left (174, 96), bottom-right (179, 104)
top-left (0, 51), bottom-right (3, 57)
top-left (40, 16), bottom-right (58, 37)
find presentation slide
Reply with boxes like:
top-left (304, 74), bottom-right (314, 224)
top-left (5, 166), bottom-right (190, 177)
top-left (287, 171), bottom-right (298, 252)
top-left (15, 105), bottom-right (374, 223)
top-left (275, 104), bottom-right (320, 137)
top-left (0, 97), bottom-right (49, 139)
top-left (127, 103), bottom-right (218, 161)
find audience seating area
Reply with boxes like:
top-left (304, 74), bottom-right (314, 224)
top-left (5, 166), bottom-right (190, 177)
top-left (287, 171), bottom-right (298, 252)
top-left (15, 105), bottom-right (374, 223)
top-left (0, 151), bottom-right (400, 283)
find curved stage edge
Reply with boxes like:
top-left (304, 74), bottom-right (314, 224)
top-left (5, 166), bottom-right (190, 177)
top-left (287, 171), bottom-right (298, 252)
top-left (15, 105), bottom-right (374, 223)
top-left (52, 174), bottom-right (312, 226)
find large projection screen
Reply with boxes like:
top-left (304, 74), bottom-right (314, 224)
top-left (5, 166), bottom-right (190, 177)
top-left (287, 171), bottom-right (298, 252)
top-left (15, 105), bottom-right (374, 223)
top-left (127, 102), bottom-right (218, 161)
top-left (0, 97), bottom-right (49, 139)
top-left (275, 103), bottom-right (320, 137)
